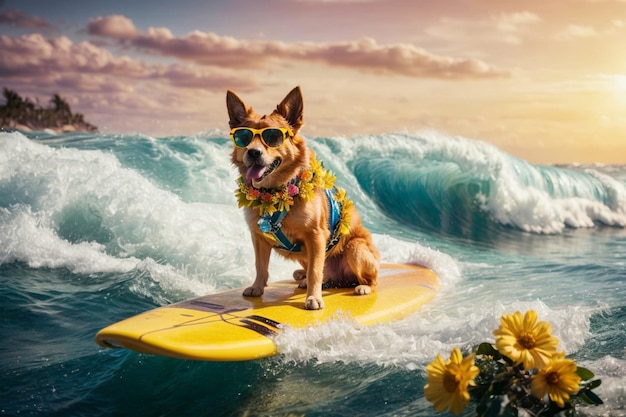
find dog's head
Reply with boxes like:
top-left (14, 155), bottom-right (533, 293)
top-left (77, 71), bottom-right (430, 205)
top-left (227, 86), bottom-right (309, 189)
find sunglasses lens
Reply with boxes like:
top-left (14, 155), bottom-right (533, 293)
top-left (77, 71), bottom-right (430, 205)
top-left (233, 129), bottom-right (253, 147)
top-left (262, 129), bottom-right (285, 147)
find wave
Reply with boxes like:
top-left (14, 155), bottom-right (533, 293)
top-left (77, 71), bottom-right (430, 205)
top-left (2, 129), bottom-right (625, 287)
top-left (338, 131), bottom-right (626, 235)
top-left (0, 132), bottom-right (249, 297)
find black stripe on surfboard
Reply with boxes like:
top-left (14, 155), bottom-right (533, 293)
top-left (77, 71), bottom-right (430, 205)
top-left (239, 317), bottom-right (279, 337)
top-left (245, 315), bottom-right (281, 329)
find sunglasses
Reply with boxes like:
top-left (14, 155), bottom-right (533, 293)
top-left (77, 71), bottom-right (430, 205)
top-left (230, 127), bottom-right (293, 148)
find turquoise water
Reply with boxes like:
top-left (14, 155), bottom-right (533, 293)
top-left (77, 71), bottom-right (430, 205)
top-left (1, 130), bottom-right (625, 416)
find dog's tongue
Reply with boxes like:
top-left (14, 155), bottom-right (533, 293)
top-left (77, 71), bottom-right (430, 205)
top-left (246, 164), bottom-right (266, 182)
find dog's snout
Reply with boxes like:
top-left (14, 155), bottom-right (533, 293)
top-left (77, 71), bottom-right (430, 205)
top-left (246, 147), bottom-right (263, 160)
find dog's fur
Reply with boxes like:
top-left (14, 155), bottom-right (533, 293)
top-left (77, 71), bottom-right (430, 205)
top-left (227, 86), bottom-right (380, 310)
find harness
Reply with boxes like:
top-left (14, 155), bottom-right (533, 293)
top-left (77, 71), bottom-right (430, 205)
top-left (257, 187), bottom-right (344, 254)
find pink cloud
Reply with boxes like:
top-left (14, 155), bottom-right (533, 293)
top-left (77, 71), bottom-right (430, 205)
top-left (300, 37), bottom-right (508, 79)
top-left (88, 14), bottom-right (509, 79)
top-left (54, 73), bottom-right (135, 94)
top-left (0, 33), bottom-right (258, 92)
top-left (87, 14), bottom-right (138, 40)
top-left (151, 64), bottom-right (256, 90)
top-left (0, 34), bottom-right (146, 78)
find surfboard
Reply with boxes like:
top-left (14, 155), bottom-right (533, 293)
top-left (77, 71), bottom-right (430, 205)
top-left (96, 263), bottom-right (439, 361)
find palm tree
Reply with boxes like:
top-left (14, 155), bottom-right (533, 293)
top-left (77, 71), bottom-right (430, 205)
top-left (2, 88), bottom-right (24, 108)
top-left (1, 88), bottom-right (25, 122)
top-left (50, 93), bottom-right (72, 125)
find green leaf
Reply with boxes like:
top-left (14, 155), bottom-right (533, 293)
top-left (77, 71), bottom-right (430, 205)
top-left (579, 389), bottom-right (604, 405)
top-left (584, 379), bottom-right (602, 390)
top-left (576, 366), bottom-right (595, 381)
top-left (476, 342), bottom-right (499, 357)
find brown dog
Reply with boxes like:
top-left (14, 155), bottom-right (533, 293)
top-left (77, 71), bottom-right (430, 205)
top-left (227, 86), bottom-right (379, 310)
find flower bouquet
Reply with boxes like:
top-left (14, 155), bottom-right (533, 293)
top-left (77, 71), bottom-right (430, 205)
top-left (424, 310), bottom-right (603, 416)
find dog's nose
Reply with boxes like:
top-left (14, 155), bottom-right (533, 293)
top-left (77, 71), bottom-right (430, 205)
top-left (247, 147), bottom-right (262, 159)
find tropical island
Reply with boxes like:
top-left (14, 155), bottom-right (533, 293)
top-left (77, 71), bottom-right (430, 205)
top-left (0, 88), bottom-right (98, 133)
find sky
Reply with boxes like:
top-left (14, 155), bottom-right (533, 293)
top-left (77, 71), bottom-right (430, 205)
top-left (1, 0), bottom-right (626, 164)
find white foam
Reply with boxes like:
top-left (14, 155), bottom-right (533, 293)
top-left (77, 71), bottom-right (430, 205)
top-left (0, 205), bottom-right (139, 274)
top-left (128, 258), bottom-right (219, 304)
top-left (0, 132), bottom-right (249, 293)
top-left (484, 165), bottom-right (626, 233)
top-left (274, 299), bottom-right (596, 369)
top-left (374, 234), bottom-right (461, 287)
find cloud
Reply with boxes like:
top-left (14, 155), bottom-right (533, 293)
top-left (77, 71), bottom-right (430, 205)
top-left (425, 11), bottom-right (541, 46)
top-left (0, 34), bottom-right (147, 78)
top-left (554, 19), bottom-right (626, 41)
top-left (494, 11), bottom-right (541, 33)
top-left (87, 14), bottom-right (138, 40)
top-left (554, 24), bottom-right (599, 41)
top-left (88, 14), bottom-right (509, 79)
top-left (300, 37), bottom-right (508, 79)
top-left (425, 11), bottom-right (542, 47)
top-left (150, 63), bottom-right (259, 90)
top-left (0, 9), bottom-right (55, 30)
top-left (0, 33), bottom-right (258, 92)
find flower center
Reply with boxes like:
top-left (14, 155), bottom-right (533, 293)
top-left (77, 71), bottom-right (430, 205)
top-left (518, 331), bottom-right (536, 349)
top-left (443, 371), bottom-right (460, 393)
top-left (546, 370), bottom-right (560, 385)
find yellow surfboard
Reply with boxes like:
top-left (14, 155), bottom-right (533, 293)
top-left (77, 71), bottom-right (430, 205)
top-left (96, 263), bottom-right (438, 361)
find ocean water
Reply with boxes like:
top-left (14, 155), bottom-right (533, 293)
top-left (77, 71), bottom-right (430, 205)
top-left (1, 129), bottom-right (625, 416)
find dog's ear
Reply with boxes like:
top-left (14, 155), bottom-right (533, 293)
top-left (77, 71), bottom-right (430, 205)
top-left (226, 90), bottom-right (252, 128)
top-left (275, 86), bottom-right (304, 133)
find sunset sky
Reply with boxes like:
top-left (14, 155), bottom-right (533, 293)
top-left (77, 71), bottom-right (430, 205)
top-left (2, 0), bottom-right (626, 163)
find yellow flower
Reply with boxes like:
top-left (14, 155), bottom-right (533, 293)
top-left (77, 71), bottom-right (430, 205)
top-left (338, 198), bottom-right (352, 235)
top-left (531, 356), bottom-right (581, 408)
top-left (424, 347), bottom-right (479, 415)
top-left (493, 310), bottom-right (559, 370)
top-left (298, 180), bottom-right (315, 201)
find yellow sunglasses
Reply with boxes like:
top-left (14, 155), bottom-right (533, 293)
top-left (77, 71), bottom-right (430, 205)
top-left (230, 127), bottom-right (293, 148)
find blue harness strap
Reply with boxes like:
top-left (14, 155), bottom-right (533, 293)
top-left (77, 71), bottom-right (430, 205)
top-left (258, 187), bottom-right (342, 253)
top-left (325, 188), bottom-right (341, 236)
top-left (324, 188), bottom-right (343, 253)
top-left (267, 209), bottom-right (302, 252)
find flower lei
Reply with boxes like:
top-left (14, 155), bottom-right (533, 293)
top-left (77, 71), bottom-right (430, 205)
top-left (234, 153), bottom-right (352, 236)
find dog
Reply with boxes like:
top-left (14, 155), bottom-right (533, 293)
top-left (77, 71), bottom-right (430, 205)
top-left (227, 86), bottom-right (380, 310)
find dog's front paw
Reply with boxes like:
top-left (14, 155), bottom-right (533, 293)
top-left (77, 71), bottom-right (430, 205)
top-left (305, 295), bottom-right (325, 310)
top-left (243, 286), bottom-right (264, 297)
top-left (354, 285), bottom-right (372, 296)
